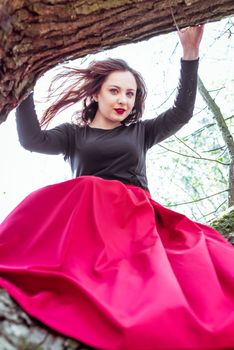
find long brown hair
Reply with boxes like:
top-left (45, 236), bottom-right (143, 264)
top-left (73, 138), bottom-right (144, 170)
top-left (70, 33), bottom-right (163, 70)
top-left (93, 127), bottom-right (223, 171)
top-left (40, 58), bottom-right (147, 127)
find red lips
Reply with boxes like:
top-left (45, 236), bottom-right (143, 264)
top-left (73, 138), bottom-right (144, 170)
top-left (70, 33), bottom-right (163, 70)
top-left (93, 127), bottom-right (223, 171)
top-left (114, 108), bottom-right (126, 115)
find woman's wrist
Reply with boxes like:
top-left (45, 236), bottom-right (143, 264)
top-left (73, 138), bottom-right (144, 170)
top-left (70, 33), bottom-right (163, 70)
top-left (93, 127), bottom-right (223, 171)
top-left (182, 48), bottom-right (199, 60)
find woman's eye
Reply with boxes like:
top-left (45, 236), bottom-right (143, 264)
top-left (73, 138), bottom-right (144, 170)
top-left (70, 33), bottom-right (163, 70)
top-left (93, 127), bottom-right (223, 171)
top-left (127, 92), bottom-right (134, 98)
top-left (110, 89), bottom-right (118, 94)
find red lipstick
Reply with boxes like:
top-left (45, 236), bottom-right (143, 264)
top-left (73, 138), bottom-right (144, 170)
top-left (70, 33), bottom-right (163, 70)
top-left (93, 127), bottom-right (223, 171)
top-left (114, 108), bottom-right (126, 115)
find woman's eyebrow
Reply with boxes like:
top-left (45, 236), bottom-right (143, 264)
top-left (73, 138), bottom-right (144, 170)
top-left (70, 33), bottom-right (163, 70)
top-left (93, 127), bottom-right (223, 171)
top-left (108, 84), bottom-right (136, 91)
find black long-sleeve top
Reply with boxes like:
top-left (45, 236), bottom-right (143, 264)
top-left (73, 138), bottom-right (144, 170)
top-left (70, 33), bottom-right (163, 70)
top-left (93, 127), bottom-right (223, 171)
top-left (16, 59), bottom-right (199, 191)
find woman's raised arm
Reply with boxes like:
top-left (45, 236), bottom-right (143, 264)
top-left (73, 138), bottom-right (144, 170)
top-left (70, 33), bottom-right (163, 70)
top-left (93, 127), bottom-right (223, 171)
top-left (143, 25), bottom-right (204, 149)
top-left (16, 93), bottom-right (72, 156)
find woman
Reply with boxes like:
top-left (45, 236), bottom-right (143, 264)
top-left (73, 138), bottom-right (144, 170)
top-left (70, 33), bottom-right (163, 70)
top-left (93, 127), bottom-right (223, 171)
top-left (0, 26), bottom-right (234, 350)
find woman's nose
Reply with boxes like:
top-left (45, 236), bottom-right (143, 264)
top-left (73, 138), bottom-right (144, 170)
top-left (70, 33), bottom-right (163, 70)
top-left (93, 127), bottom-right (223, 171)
top-left (117, 93), bottom-right (127, 104)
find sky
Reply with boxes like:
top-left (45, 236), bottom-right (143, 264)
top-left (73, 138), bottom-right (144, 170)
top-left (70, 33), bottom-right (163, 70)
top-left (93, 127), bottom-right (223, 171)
top-left (0, 17), bottom-right (233, 222)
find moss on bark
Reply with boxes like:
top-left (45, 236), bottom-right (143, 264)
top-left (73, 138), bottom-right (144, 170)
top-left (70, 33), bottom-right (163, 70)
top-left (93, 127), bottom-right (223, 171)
top-left (210, 206), bottom-right (234, 244)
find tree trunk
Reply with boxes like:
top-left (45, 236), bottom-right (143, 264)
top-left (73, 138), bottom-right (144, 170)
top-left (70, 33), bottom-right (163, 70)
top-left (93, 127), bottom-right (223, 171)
top-left (229, 159), bottom-right (234, 206)
top-left (210, 205), bottom-right (234, 244)
top-left (0, 288), bottom-right (94, 350)
top-left (1, 0), bottom-right (234, 123)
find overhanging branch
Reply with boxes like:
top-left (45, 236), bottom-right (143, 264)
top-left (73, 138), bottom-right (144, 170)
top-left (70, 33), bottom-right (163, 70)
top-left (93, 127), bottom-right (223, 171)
top-left (1, 0), bottom-right (234, 123)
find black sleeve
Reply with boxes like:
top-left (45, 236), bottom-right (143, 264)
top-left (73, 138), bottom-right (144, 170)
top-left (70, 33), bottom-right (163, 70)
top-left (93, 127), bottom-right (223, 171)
top-left (15, 93), bottom-right (73, 156)
top-left (143, 59), bottom-right (199, 150)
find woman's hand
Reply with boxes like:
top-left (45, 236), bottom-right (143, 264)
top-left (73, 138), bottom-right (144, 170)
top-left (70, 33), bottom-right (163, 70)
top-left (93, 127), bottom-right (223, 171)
top-left (178, 24), bottom-right (204, 60)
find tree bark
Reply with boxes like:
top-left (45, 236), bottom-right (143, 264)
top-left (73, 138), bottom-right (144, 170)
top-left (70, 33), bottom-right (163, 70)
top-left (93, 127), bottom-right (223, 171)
top-left (0, 288), bottom-right (94, 350)
top-left (1, 0), bottom-right (234, 123)
top-left (210, 205), bottom-right (234, 244)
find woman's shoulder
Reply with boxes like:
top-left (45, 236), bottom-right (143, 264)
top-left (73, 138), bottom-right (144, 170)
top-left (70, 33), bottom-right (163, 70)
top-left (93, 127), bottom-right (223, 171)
top-left (55, 122), bottom-right (84, 132)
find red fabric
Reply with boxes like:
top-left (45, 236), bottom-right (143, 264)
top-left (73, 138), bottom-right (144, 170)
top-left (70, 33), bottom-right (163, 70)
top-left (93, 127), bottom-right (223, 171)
top-left (0, 176), bottom-right (234, 349)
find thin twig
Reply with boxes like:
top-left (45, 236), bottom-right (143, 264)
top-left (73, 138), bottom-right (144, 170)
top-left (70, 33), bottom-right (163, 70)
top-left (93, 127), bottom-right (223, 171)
top-left (181, 114), bottom-right (234, 140)
top-left (155, 87), bottom-right (177, 110)
top-left (197, 199), bottom-right (227, 222)
top-left (174, 135), bottom-right (202, 158)
top-left (158, 144), bottom-right (230, 165)
top-left (169, 1), bottom-right (180, 31)
top-left (168, 189), bottom-right (229, 207)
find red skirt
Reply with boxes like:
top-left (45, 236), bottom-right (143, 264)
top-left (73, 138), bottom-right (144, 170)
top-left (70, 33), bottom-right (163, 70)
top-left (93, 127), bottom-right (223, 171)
top-left (0, 176), bottom-right (234, 350)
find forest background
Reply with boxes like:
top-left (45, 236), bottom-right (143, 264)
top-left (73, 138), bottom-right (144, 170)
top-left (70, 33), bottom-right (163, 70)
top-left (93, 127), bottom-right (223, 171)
top-left (0, 15), bottom-right (233, 224)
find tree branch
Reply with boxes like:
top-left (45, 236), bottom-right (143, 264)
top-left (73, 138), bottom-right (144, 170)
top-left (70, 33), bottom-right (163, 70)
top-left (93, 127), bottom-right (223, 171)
top-left (158, 144), bottom-right (230, 165)
top-left (198, 76), bottom-right (234, 156)
top-left (1, 0), bottom-right (234, 123)
top-left (168, 189), bottom-right (229, 207)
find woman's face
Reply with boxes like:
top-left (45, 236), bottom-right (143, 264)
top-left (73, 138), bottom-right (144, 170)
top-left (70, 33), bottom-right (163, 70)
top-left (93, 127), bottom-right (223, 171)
top-left (93, 70), bottom-right (137, 128)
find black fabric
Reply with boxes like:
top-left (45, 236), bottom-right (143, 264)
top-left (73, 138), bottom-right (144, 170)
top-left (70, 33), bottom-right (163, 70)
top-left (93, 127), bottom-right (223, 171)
top-left (16, 59), bottom-right (199, 191)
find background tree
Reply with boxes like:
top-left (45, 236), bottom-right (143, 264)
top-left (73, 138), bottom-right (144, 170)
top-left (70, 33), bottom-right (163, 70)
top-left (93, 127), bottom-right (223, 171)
top-left (198, 76), bottom-right (234, 206)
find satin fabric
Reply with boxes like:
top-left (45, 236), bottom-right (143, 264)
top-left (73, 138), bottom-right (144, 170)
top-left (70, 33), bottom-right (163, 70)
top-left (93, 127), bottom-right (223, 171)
top-left (0, 176), bottom-right (234, 350)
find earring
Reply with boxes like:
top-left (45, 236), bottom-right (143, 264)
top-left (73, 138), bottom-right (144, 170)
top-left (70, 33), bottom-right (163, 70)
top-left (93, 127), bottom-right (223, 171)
top-left (92, 94), bottom-right (98, 102)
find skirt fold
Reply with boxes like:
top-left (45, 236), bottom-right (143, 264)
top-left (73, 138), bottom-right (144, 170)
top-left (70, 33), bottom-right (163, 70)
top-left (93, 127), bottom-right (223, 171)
top-left (0, 176), bottom-right (234, 349)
